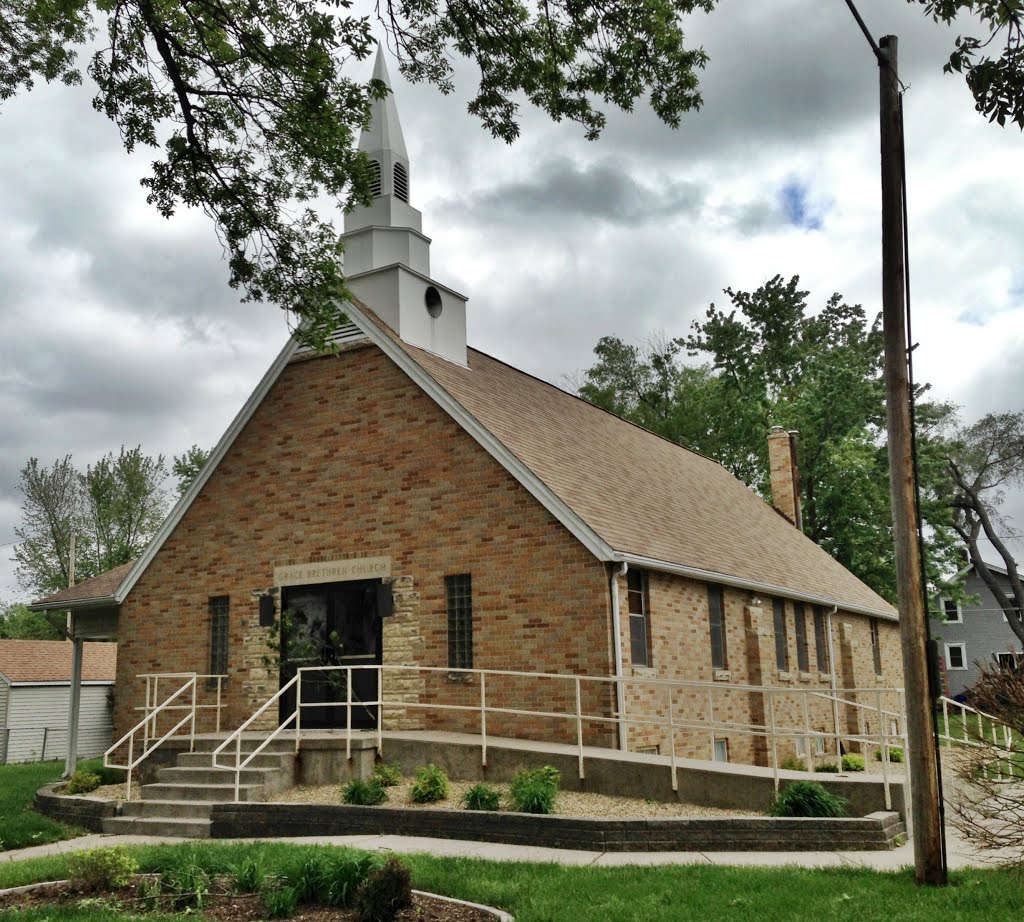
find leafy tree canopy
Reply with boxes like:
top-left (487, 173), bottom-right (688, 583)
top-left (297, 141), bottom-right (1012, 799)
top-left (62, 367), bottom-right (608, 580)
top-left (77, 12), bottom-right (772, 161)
top-left (172, 444), bottom-right (212, 496)
top-left (1, 2), bottom-right (1018, 347)
top-left (0, 0), bottom-right (714, 348)
top-left (936, 410), bottom-right (1024, 645)
top-left (13, 446), bottom-right (168, 595)
top-left (575, 275), bottom-right (963, 602)
top-left (0, 600), bottom-right (63, 639)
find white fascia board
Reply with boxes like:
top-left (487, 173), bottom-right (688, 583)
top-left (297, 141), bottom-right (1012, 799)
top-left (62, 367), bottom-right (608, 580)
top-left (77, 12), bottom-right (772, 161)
top-left (10, 680), bottom-right (113, 687)
top-left (114, 337), bottom-right (302, 603)
top-left (344, 300), bottom-right (617, 563)
top-left (617, 552), bottom-right (899, 622)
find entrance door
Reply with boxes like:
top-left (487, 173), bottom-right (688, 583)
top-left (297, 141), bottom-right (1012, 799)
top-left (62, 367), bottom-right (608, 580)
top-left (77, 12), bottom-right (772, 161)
top-left (278, 579), bottom-right (382, 729)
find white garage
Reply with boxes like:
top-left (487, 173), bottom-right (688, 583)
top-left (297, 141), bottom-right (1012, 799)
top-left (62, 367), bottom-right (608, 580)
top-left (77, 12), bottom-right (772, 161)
top-left (0, 640), bottom-right (116, 764)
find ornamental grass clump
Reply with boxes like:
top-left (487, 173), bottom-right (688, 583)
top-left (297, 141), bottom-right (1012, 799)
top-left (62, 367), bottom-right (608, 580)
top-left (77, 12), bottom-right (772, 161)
top-left (342, 777), bottom-right (388, 806)
top-left (409, 764), bottom-right (449, 803)
top-left (769, 780), bottom-right (847, 818)
top-left (509, 765), bottom-right (560, 814)
top-left (371, 761), bottom-right (403, 787)
top-left (463, 783), bottom-right (500, 812)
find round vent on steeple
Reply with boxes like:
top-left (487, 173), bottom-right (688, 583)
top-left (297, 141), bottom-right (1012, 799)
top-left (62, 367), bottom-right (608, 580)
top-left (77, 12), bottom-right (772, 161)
top-left (425, 286), bottom-right (442, 318)
top-left (393, 162), bottom-right (409, 202)
top-left (369, 160), bottom-right (382, 196)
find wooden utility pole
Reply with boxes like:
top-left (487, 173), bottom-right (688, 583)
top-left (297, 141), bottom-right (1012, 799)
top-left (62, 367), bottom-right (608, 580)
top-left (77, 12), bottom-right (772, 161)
top-left (878, 34), bottom-right (946, 886)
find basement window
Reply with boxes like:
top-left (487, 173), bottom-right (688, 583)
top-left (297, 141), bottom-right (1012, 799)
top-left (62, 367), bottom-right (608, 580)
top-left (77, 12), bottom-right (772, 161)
top-left (713, 738), bottom-right (729, 762)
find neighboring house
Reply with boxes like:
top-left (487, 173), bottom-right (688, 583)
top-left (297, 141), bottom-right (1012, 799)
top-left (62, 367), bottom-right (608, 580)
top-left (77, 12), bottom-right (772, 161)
top-left (31, 50), bottom-right (900, 768)
top-left (0, 640), bottom-right (116, 764)
top-left (935, 562), bottom-right (1023, 699)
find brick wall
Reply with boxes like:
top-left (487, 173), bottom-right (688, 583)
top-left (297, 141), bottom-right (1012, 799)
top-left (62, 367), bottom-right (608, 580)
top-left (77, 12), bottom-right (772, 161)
top-left (613, 569), bottom-right (903, 766)
top-left (115, 345), bottom-right (614, 742)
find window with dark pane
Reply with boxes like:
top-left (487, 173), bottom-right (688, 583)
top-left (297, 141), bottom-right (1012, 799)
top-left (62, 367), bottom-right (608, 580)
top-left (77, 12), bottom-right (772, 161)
top-left (708, 584), bottom-right (727, 669)
top-left (209, 596), bottom-right (229, 677)
top-left (870, 619), bottom-right (883, 675)
top-left (627, 569), bottom-right (650, 667)
top-left (813, 606), bottom-right (829, 672)
top-left (794, 602), bottom-right (809, 673)
top-left (772, 598), bottom-right (789, 671)
top-left (446, 574), bottom-right (473, 670)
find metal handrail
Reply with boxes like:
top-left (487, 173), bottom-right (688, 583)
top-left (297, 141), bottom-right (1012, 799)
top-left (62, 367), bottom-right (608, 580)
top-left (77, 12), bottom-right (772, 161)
top-left (211, 674), bottom-right (300, 801)
top-left (205, 662), bottom-right (909, 807)
top-left (105, 675), bottom-right (198, 799)
top-left (937, 695), bottom-right (1015, 780)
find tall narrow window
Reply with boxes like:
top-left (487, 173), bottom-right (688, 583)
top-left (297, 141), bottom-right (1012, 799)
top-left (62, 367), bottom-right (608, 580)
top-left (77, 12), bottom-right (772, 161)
top-left (209, 596), bottom-right (229, 677)
top-left (794, 602), bottom-right (809, 673)
top-left (708, 584), bottom-right (727, 670)
top-left (773, 598), bottom-right (789, 672)
top-left (813, 606), bottom-right (829, 673)
top-left (627, 569), bottom-right (650, 667)
top-left (446, 574), bottom-right (473, 670)
top-left (870, 619), bottom-right (883, 675)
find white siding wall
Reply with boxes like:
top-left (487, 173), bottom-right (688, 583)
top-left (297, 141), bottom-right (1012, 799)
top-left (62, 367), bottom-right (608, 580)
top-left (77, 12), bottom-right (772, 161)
top-left (0, 680), bottom-right (9, 761)
top-left (3, 684), bottom-right (113, 764)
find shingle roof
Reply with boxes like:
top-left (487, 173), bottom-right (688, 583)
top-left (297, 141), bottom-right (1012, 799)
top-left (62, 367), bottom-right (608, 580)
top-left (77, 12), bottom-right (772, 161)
top-left (363, 308), bottom-right (895, 619)
top-left (30, 562), bottom-right (134, 610)
top-left (0, 640), bottom-right (117, 684)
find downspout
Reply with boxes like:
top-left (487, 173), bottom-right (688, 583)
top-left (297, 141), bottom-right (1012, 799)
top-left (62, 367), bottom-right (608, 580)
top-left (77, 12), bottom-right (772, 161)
top-left (609, 561), bottom-right (629, 751)
top-left (826, 605), bottom-right (842, 764)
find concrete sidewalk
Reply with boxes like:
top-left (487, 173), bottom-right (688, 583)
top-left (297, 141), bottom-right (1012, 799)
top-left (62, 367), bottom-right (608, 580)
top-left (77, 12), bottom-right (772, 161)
top-left (0, 825), bottom-right (1008, 871)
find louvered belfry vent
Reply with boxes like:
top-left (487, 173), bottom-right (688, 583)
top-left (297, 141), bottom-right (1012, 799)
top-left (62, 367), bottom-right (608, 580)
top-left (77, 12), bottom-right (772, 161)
top-left (393, 162), bottom-right (409, 202)
top-left (369, 160), bottom-right (382, 196)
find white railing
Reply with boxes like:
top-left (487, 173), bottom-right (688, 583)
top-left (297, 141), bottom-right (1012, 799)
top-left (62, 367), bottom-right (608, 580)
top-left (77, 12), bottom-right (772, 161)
top-left (106, 672), bottom-right (226, 798)
top-left (938, 695), bottom-right (1016, 780)
top-left (211, 664), bottom-right (909, 808)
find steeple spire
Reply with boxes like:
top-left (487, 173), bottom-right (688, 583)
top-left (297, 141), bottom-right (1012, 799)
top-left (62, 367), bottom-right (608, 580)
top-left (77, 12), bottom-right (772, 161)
top-left (340, 44), bottom-right (468, 366)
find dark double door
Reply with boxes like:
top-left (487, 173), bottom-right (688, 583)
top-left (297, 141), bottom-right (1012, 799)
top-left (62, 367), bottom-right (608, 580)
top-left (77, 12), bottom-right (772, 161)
top-left (279, 580), bottom-right (382, 729)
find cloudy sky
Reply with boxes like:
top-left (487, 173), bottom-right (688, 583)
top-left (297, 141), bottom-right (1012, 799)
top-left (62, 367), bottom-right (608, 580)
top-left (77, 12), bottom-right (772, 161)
top-left (1, 0), bottom-right (1021, 603)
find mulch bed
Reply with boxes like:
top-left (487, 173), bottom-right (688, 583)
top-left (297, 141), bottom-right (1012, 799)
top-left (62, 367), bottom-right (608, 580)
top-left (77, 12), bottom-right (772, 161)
top-left (0, 877), bottom-right (498, 922)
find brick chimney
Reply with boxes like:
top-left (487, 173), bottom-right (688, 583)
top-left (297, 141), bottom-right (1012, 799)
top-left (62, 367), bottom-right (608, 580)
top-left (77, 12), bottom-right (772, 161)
top-left (768, 426), bottom-right (802, 530)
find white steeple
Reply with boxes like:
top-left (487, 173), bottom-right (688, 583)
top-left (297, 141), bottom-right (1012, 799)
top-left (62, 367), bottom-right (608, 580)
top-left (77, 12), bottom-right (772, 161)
top-left (341, 46), bottom-right (467, 366)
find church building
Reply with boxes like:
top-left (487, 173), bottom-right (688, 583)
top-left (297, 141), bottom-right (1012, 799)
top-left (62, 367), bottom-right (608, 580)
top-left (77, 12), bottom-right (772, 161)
top-left (33, 50), bottom-right (902, 768)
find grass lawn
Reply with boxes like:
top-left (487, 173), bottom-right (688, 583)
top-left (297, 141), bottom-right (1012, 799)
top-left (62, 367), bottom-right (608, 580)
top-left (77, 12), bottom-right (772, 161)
top-left (0, 759), bottom-right (87, 852)
top-left (1, 842), bottom-right (1023, 921)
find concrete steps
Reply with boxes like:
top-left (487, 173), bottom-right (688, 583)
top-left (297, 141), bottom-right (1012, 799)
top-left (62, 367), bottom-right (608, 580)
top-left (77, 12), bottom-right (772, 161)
top-left (102, 739), bottom-right (296, 839)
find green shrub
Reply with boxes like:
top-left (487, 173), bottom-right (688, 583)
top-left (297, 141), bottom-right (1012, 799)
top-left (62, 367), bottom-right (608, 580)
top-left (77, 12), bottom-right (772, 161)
top-left (814, 762), bottom-right (839, 773)
top-left (355, 857), bottom-right (413, 922)
top-left (842, 754), bottom-right (865, 772)
top-left (283, 848), bottom-right (381, 907)
top-left (342, 778), bottom-right (388, 806)
top-left (94, 765), bottom-right (126, 786)
top-left (463, 783), bottom-right (500, 811)
top-left (409, 764), bottom-right (449, 803)
top-left (875, 746), bottom-right (904, 763)
top-left (262, 884), bottom-right (300, 918)
top-left (371, 762), bottom-right (403, 787)
top-left (63, 770), bottom-right (102, 795)
top-left (509, 765), bottom-right (560, 815)
top-left (779, 756), bottom-right (806, 771)
top-left (230, 856), bottom-right (267, 893)
top-left (68, 847), bottom-right (139, 892)
top-left (769, 780), bottom-right (847, 818)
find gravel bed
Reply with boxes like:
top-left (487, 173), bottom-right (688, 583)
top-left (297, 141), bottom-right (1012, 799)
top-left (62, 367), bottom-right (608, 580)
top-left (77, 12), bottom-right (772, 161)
top-left (273, 778), bottom-right (762, 818)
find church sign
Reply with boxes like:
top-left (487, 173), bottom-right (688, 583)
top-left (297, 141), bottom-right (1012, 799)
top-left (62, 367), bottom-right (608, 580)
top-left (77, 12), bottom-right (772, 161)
top-left (274, 557), bottom-right (391, 587)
